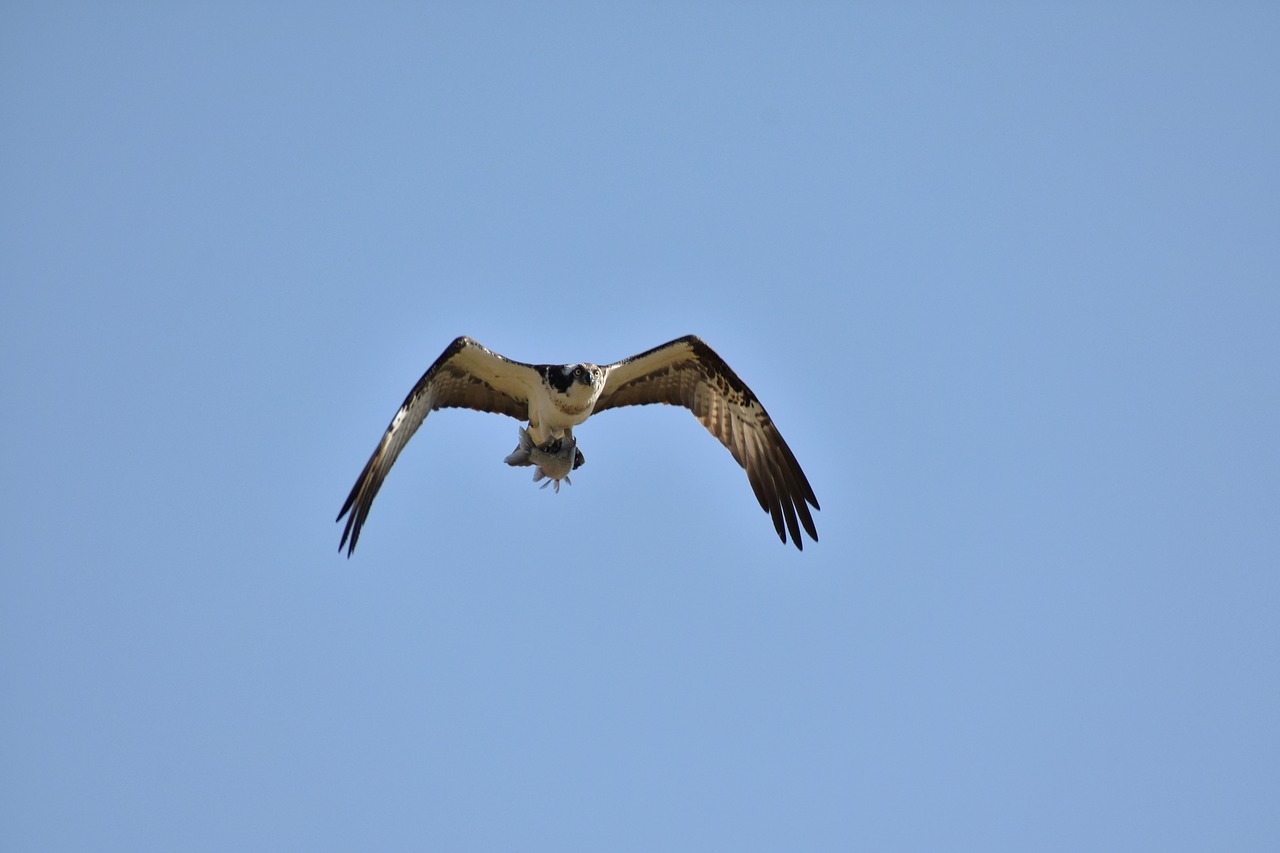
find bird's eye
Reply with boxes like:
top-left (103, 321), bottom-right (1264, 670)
top-left (574, 367), bottom-right (583, 376)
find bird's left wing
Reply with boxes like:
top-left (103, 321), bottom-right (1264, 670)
top-left (593, 335), bottom-right (820, 550)
top-left (337, 336), bottom-right (539, 556)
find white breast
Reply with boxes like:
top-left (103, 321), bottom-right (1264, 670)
top-left (527, 381), bottom-right (602, 443)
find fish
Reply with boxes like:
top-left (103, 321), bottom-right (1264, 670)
top-left (502, 427), bottom-right (585, 493)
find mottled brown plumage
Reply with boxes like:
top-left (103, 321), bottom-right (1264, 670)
top-left (593, 336), bottom-right (819, 549)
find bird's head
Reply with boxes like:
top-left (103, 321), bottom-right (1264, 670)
top-left (563, 362), bottom-right (602, 391)
top-left (568, 363), bottom-right (603, 387)
top-left (545, 362), bottom-right (604, 403)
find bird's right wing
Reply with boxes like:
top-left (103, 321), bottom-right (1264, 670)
top-left (336, 336), bottom-right (538, 556)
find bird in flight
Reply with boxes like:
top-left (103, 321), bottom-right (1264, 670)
top-left (336, 335), bottom-right (819, 555)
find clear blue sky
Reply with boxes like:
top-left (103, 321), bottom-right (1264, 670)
top-left (3, 3), bottom-right (1278, 851)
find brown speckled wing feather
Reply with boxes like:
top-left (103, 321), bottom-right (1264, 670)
top-left (336, 337), bottom-right (537, 556)
top-left (593, 336), bottom-right (819, 549)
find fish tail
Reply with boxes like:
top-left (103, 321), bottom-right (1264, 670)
top-left (504, 427), bottom-right (535, 467)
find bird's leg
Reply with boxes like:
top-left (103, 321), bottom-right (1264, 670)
top-left (536, 433), bottom-right (579, 466)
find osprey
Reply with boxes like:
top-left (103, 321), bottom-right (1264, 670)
top-left (336, 335), bottom-right (820, 555)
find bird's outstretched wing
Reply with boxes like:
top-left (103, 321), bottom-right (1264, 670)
top-left (337, 336), bottom-right (538, 556)
top-left (594, 335), bottom-right (820, 550)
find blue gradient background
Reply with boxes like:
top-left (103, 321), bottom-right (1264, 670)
top-left (3, 3), bottom-right (1277, 850)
